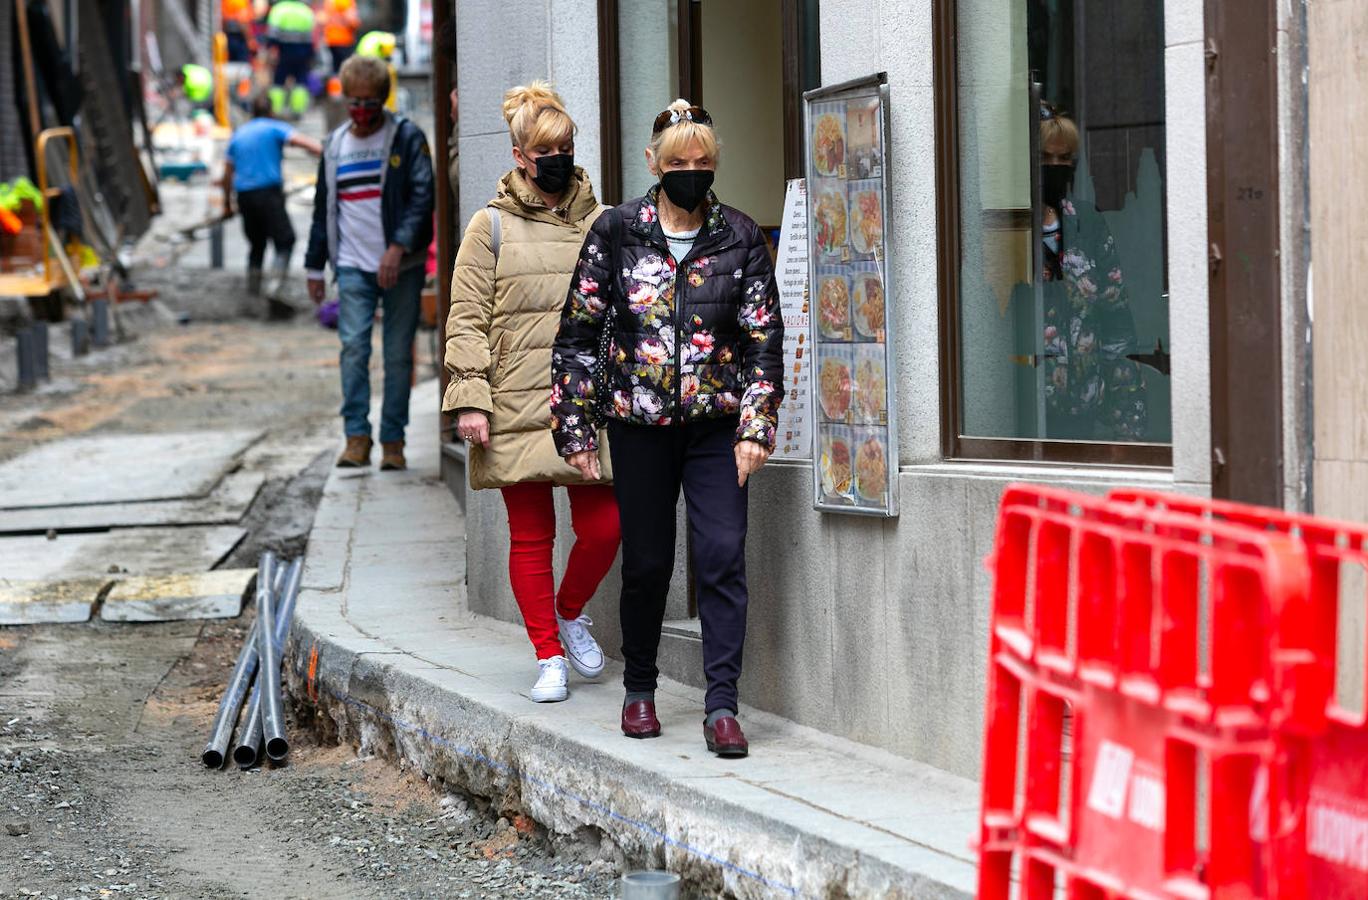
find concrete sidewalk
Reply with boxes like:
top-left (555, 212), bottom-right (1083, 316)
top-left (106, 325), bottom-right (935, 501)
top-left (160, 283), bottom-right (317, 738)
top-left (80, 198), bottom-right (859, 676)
top-left (285, 379), bottom-right (979, 899)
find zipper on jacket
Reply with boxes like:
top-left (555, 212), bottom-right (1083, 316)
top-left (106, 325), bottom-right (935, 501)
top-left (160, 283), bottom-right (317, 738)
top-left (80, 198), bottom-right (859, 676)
top-left (672, 263), bottom-right (683, 419)
top-left (669, 232), bottom-right (738, 423)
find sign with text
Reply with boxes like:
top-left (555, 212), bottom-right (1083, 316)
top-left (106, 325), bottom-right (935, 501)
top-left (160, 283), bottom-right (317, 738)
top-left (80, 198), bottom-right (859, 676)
top-left (774, 178), bottom-right (813, 461)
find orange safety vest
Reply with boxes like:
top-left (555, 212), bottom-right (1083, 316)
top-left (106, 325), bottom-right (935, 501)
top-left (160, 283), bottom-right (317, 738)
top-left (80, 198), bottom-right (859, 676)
top-left (318, 0), bottom-right (359, 48)
top-left (223, 0), bottom-right (255, 35)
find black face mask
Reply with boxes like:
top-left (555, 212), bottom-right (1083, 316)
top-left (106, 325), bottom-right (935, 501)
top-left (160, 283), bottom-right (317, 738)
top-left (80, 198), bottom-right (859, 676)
top-left (660, 169), bottom-right (714, 213)
top-left (1041, 164), bottom-right (1074, 208)
top-left (529, 153), bottom-right (574, 195)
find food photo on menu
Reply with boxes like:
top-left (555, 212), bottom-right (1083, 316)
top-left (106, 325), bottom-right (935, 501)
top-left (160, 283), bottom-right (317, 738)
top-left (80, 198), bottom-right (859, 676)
top-left (853, 428), bottom-right (890, 505)
top-left (847, 179), bottom-right (884, 259)
top-left (811, 108), bottom-right (846, 178)
top-left (851, 265), bottom-right (884, 341)
top-left (820, 425), bottom-right (854, 504)
top-left (816, 268), bottom-right (852, 341)
top-left (812, 184), bottom-right (849, 261)
top-left (853, 345), bottom-right (887, 426)
top-left (817, 345), bottom-right (853, 425)
top-left (846, 96), bottom-right (883, 179)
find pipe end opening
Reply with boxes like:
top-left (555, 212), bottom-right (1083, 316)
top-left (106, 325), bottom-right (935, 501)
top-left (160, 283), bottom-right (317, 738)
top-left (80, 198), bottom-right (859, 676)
top-left (265, 738), bottom-right (289, 762)
top-left (233, 745), bottom-right (258, 768)
top-left (201, 750), bottom-right (224, 769)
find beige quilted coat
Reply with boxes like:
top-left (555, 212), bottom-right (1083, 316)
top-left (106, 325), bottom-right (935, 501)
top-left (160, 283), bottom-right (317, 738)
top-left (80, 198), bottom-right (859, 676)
top-left (442, 167), bottom-right (611, 489)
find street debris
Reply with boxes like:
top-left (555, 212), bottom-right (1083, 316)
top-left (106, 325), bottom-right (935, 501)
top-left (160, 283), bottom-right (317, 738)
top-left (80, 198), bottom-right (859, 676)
top-left (202, 553), bottom-right (302, 770)
top-left (100, 568), bottom-right (255, 622)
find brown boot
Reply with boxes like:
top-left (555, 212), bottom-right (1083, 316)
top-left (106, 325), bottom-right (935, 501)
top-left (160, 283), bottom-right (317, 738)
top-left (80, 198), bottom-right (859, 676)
top-left (336, 435), bottom-right (372, 468)
top-left (380, 440), bottom-right (406, 471)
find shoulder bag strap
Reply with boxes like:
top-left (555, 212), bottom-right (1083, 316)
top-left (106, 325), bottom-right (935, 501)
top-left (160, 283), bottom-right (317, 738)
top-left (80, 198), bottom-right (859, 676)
top-left (487, 206), bottom-right (501, 263)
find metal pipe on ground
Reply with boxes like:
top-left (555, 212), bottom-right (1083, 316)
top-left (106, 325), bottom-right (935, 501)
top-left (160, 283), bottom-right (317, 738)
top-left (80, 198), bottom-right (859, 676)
top-left (232, 562), bottom-right (286, 768)
top-left (233, 681), bottom-right (265, 768)
top-left (203, 559), bottom-right (292, 768)
top-left (257, 553), bottom-right (291, 762)
top-left (233, 559), bottom-right (302, 768)
top-left (201, 614), bottom-right (263, 769)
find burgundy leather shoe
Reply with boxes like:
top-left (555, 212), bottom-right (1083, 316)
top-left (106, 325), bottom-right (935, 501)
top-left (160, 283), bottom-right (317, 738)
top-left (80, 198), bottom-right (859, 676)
top-left (621, 700), bottom-right (661, 739)
top-left (703, 716), bottom-right (749, 758)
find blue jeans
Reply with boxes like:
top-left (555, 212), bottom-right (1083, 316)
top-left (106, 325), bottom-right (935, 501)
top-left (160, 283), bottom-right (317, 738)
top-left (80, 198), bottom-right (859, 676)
top-left (336, 265), bottom-right (423, 444)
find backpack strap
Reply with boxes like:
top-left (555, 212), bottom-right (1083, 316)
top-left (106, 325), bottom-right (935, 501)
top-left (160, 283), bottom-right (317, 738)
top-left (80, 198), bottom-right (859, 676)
top-left (487, 206), bottom-right (501, 263)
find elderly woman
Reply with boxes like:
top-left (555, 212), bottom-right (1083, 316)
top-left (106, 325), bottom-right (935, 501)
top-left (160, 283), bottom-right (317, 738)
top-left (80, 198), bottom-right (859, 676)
top-left (550, 100), bottom-right (784, 758)
top-left (444, 81), bottom-right (620, 704)
top-left (1037, 106), bottom-right (1147, 440)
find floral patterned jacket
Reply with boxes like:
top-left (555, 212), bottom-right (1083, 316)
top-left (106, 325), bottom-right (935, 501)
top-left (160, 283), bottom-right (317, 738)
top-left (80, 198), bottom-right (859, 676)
top-left (550, 187), bottom-right (785, 456)
top-left (1041, 198), bottom-right (1148, 441)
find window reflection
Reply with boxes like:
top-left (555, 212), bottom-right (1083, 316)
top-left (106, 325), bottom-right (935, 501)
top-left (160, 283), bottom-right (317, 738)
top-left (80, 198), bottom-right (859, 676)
top-left (617, 1), bottom-right (680, 201)
top-left (957, 0), bottom-right (1171, 445)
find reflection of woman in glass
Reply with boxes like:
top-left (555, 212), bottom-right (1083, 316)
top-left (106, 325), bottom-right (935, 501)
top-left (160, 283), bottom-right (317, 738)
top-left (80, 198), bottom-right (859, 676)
top-left (1038, 107), bottom-right (1147, 441)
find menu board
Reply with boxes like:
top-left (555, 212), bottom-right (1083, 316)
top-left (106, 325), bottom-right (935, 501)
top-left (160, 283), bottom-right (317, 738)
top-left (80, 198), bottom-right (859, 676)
top-left (804, 75), bottom-right (898, 517)
top-left (773, 179), bottom-right (813, 461)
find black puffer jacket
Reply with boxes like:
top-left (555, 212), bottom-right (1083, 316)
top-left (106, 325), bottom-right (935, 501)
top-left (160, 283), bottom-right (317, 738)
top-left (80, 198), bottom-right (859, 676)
top-left (550, 187), bottom-right (785, 457)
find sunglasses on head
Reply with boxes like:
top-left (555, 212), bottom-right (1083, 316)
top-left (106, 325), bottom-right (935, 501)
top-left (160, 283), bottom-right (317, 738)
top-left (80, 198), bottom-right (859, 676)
top-left (1039, 101), bottom-right (1068, 121)
top-left (652, 106), bottom-right (712, 134)
top-left (346, 97), bottom-right (384, 109)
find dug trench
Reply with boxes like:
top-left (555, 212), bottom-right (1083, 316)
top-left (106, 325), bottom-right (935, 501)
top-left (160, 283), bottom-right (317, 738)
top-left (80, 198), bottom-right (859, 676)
top-left (0, 450), bottom-right (621, 899)
top-left (0, 286), bottom-right (621, 897)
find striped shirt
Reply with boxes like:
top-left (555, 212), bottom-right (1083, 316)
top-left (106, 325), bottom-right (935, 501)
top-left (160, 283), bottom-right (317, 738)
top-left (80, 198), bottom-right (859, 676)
top-left (335, 128), bottom-right (387, 272)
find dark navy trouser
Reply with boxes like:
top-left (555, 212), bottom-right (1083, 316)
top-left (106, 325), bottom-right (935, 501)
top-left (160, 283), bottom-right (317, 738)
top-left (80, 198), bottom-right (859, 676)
top-left (607, 416), bottom-right (749, 715)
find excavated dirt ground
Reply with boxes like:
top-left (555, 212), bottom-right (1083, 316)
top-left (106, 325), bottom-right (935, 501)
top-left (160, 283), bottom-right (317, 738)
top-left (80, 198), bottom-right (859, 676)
top-left (0, 281), bottom-right (619, 899)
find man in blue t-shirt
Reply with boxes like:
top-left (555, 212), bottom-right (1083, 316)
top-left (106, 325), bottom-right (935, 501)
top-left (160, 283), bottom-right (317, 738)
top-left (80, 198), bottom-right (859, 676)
top-left (223, 93), bottom-right (323, 301)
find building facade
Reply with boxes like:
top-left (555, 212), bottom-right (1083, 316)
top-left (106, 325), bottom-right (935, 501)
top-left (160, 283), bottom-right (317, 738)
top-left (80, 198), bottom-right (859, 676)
top-left (439, 0), bottom-right (1353, 782)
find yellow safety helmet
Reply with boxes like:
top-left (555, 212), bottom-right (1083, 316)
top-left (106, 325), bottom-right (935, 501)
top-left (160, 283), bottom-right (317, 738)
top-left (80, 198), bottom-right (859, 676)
top-left (356, 31), bottom-right (396, 59)
top-left (181, 64), bottom-right (213, 103)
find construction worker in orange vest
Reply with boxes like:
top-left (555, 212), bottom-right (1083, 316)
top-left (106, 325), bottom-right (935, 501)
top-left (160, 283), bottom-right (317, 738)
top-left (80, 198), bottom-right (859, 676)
top-left (318, 0), bottom-right (361, 73)
top-left (222, 0), bottom-right (256, 62)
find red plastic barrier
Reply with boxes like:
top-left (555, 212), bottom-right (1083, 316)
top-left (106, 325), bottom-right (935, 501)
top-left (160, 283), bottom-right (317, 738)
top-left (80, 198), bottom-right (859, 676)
top-left (979, 485), bottom-right (1317, 899)
top-left (1110, 490), bottom-right (1368, 898)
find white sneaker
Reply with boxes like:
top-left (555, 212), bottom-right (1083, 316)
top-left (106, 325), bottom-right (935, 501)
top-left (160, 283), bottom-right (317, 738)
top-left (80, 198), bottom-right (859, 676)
top-left (557, 614), bottom-right (605, 679)
top-left (529, 656), bottom-right (569, 703)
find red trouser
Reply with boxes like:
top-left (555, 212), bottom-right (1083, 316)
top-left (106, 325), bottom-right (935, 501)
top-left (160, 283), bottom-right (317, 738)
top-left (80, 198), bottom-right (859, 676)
top-left (500, 482), bottom-right (621, 659)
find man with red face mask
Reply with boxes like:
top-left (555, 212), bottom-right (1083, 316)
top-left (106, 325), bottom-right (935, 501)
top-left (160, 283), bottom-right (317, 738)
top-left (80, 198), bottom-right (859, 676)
top-left (305, 56), bottom-right (435, 471)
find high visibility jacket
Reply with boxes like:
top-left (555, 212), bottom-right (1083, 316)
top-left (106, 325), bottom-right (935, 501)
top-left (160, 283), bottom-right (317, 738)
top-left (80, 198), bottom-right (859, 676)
top-left (318, 0), bottom-right (359, 47)
top-left (267, 0), bottom-right (315, 42)
top-left (223, 0), bottom-right (254, 33)
top-left (181, 64), bottom-right (213, 103)
top-left (355, 30), bottom-right (395, 59)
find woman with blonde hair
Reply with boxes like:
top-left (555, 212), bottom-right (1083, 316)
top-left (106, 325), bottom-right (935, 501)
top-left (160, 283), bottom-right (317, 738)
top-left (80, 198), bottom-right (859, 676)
top-left (1036, 104), bottom-right (1147, 440)
top-left (444, 81), bottom-right (620, 703)
top-left (550, 100), bottom-right (784, 757)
